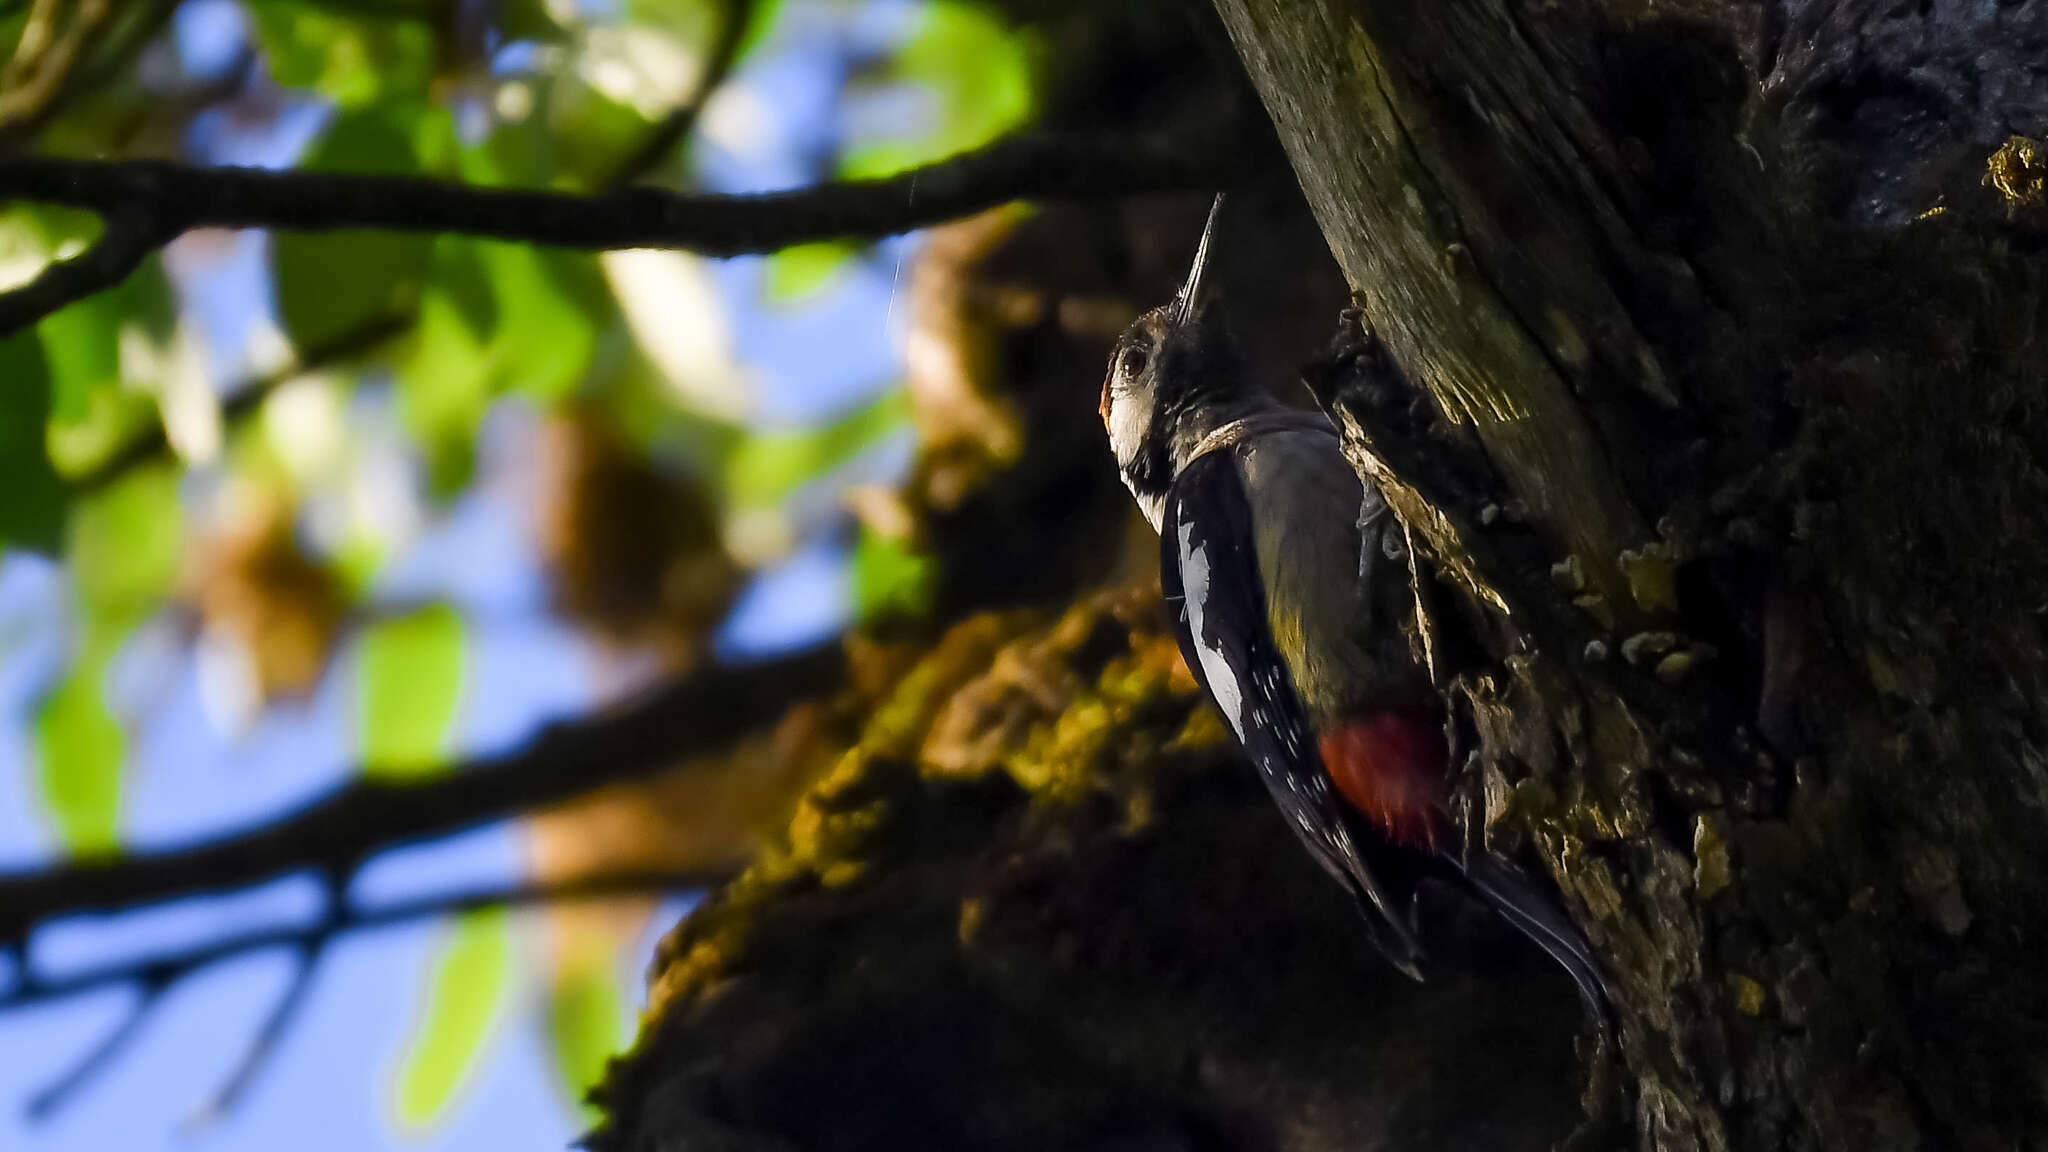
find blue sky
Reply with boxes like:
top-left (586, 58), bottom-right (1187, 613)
top-left (0, 1), bottom-right (929, 1147)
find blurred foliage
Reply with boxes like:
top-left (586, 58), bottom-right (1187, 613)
top-left (356, 601), bottom-right (467, 778)
top-left (0, 0), bottom-right (1054, 1135)
top-left (0, 331), bottom-right (65, 552)
top-left (273, 108), bottom-right (445, 350)
top-left (840, 0), bottom-right (1034, 179)
top-left (397, 906), bottom-right (515, 1129)
top-left (548, 955), bottom-right (629, 1123)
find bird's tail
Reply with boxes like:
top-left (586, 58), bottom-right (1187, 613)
top-left (1457, 851), bottom-right (1613, 1027)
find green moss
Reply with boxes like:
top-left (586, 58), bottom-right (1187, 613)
top-left (624, 589), bottom-right (1208, 1037)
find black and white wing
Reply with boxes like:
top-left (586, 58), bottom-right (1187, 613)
top-left (1161, 449), bottom-right (1426, 978)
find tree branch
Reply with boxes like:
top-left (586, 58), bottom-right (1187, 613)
top-left (0, 0), bottom-right (116, 142)
top-left (25, 979), bottom-right (166, 1121)
top-left (69, 310), bottom-right (413, 494)
top-left (0, 132), bottom-right (1230, 337)
top-left (6, 868), bottom-right (732, 1011)
top-left (185, 942), bottom-right (324, 1130)
top-left (11, 867), bottom-right (728, 1121)
top-left (0, 643), bottom-right (844, 949)
top-left (64, 37), bottom-right (750, 490)
top-left (0, 208), bottom-right (171, 334)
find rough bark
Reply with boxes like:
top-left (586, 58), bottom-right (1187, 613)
top-left (593, 2), bottom-right (2048, 1150)
top-left (1211, 1), bottom-right (2048, 1149)
top-left (591, 592), bottom-right (1589, 1152)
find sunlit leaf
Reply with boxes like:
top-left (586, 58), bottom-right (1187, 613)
top-left (546, 963), bottom-right (627, 1120)
top-left (841, 0), bottom-right (1035, 179)
top-left (548, 64), bottom-right (662, 185)
top-left (0, 333), bottom-right (66, 551)
top-left (725, 386), bottom-right (910, 506)
top-left (397, 240), bottom-right (495, 494)
top-left (68, 466), bottom-right (183, 626)
top-left (32, 651), bottom-right (123, 856)
top-left (396, 908), bottom-right (513, 1129)
top-left (602, 248), bottom-right (746, 419)
top-left (357, 603), bottom-right (466, 779)
top-left (9, 203), bottom-right (181, 477)
top-left (851, 524), bottom-right (934, 623)
top-left (733, 0), bottom-right (789, 64)
top-left (578, 23), bottom-right (703, 120)
top-left (496, 0), bottom-right (570, 43)
top-left (38, 471), bottom-right (182, 845)
top-left (622, 0), bottom-right (783, 62)
top-left (621, 0), bottom-right (713, 27)
top-left (246, 0), bottom-right (437, 107)
top-left (763, 240), bottom-right (860, 304)
top-left (272, 108), bottom-right (446, 352)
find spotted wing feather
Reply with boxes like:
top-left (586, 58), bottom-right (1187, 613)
top-left (1161, 449), bottom-right (1427, 978)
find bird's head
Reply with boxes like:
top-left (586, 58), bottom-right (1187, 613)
top-left (1101, 195), bottom-right (1244, 523)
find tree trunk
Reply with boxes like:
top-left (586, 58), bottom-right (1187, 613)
top-left (1210, 1), bottom-right (2048, 1148)
top-left (592, 3), bottom-right (2048, 1150)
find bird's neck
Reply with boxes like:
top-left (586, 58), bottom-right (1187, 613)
top-left (1167, 392), bottom-right (1323, 474)
top-left (1171, 389), bottom-right (1277, 471)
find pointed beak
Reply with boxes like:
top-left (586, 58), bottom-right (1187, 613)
top-left (1170, 194), bottom-right (1225, 327)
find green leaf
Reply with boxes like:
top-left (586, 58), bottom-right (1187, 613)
top-left (763, 240), bottom-right (859, 304)
top-left (0, 332), bottom-right (66, 551)
top-left (546, 964), bottom-right (627, 1120)
top-left (6, 203), bottom-right (181, 477)
top-left (246, 0), bottom-right (436, 107)
top-left (619, 0), bottom-right (781, 63)
top-left (478, 243), bottom-right (604, 404)
top-left (494, 0), bottom-right (569, 43)
top-left (396, 239), bottom-right (495, 493)
top-left (851, 524), bottom-right (934, 623)
top-left (733, 0), bottom-right (789, 64)
top-left (549, 78), bottom-right (658, 187)
top-left (725, 386), bottom-right (910, 506)
top-left (32, 468), bottom-right (184, 846)
top-left (272, 108), bottom-right (444, 351)
top-left (841, 1), bottom-right (1035, 179)
top-left (33, 651), bottom-right (124, 856)
top-left (621, 0), bottom-right (716, 40)
top-left (357, 604), bottom-right (466, 779)
top-left (396, 908), bottom-right (512, 1129)
top-left (67, 466), bottom-right (183, 627)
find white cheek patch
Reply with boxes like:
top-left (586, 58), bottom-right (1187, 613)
top-left (1108, 392), bottom-right (1150, 469)
top-left (1179, 521), bottom-right (1247, 740)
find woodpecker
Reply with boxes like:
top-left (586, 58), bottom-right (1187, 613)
top-left (1101, 196), bottom-right (1608, 1011)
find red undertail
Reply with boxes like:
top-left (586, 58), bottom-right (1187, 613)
top-left (1319, 712), bottom-right (1451, 851)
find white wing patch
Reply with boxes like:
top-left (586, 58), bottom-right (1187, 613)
top-left (1178, 519), bottom-right (1247, 739)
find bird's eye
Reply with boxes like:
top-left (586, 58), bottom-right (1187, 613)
top-left (1117, 344), bottom-right (1151, 380)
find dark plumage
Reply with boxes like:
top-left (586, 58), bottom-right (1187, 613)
top-left (1100, 197), bottom-right (1609, 1014)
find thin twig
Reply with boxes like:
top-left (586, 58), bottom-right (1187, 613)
top-left (600, 0), bottom-right (757, 191)
top-left (0, 0), bottom-right (116, 142)
top-left (0, 130), bottom-right (1227, 338)
top-left (68, 309), bottom-right (414, 494)
top-left (177, 870), bottom-right (344, 1127)
top-left (25, 978), bottom-right (168, 1121)
top-left (4, 867), bottom-right (735, 1011)
top-left (0, 208), bottom-right (172, 335)
top-left (181, 942), bottom-right (324, 1130)
top-left (66, 30), bottom-right (752, 490)
top-left (0, 643), bottom-right (842, 948)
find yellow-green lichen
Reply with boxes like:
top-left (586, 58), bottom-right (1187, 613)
top-left (1984, 135), bottom-right (2046, 215)
top-left (634, 589), bottom-right (1204, 1033)
top-left (1694, 812), bottom-right (1732, 900)
top-left (1727, 973), bottom-right (1766, 1016)
top-left (1618, 544), bottom-right (1678, 615)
